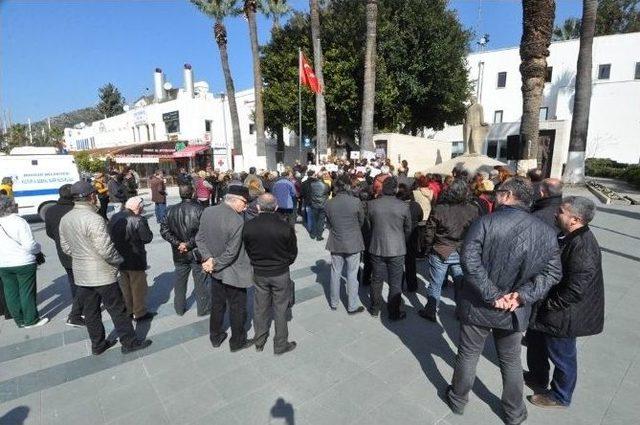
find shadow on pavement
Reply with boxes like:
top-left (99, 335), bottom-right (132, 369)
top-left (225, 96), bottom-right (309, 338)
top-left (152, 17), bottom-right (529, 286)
top-left (0, 406), bottom-right (29, 425)
top-left (37, 274), bottom-right (72, 320)
top-left (270, 397), bottom-right (295, 425)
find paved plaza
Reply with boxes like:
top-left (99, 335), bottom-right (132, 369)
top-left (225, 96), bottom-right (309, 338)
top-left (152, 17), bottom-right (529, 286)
top-left (0, 187), bottom-right (639, 425)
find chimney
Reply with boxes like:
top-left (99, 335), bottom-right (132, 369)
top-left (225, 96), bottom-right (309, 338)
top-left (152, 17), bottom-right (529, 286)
top-left (183, 64), bottom-right (194, 98)
top-left (154, 68), bottom-right (165, 102)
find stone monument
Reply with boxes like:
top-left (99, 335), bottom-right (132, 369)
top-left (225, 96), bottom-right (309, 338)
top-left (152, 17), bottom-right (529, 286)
top-left (462, 96), bottom-right (490, 155)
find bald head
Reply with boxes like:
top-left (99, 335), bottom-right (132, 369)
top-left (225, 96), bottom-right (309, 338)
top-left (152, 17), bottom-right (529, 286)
top-left (256, 193), bottom-right (278, 212)
top-left (540, 178), bottom-right (563, 198)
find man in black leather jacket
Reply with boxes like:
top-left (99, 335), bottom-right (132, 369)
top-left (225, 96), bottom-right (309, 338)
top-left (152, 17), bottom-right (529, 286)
top-left (108, 196), bottom-right (155, 321)
top-left (447, 177), bottom-right (562, 425)
top-left (526, 196), bottom-right (604, 409)
top-left (160, 185), bottom-right (210, 316)
top-left (531, 178), bottom-right (563, 232)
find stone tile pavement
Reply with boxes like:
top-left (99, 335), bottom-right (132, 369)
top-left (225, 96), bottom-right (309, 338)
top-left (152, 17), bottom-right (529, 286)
top-left (1, 187), bottom-right (639, 424)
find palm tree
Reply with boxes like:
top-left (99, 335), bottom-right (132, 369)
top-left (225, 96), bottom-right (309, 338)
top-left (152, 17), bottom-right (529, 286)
top-left (244, 0), bottom-right (267, 157)
top-left (563, 0), bottom-right (597, 185)
top-left (360, 0), bottom-right (378, 153)
top-left (310, 0), bottom-right (327, 158)
top-left (552, 17), bottom-right (582, 40)
top-left (262, 0), bottom-right (290, 31)
top-left (191, 0), bottom-right (243, 156)
top-left (519, 0), bottom-right (555, 172)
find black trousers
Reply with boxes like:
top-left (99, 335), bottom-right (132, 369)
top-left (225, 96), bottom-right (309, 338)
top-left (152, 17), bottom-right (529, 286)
top-left (370, 254), bottom-right (405, 317)
top-left (76, 282), bottom-right (136, 353)
top-left (253, 271), bottom-right (292, 351)
top-left (97, 196), bottom-right (109, 220)
top-left (310, 207), bottom-right (325, 239)
top-left (209, 277), bottom-right (248, 350)
top-left (359, 250), bottom-right (373, 287)
top-left (64, 268), bottom-right (84, 321)
top-left (403, 246), bottom-right (418, 292)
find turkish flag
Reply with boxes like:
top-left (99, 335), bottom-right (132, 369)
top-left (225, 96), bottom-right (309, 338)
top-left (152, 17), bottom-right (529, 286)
top-left (299, 51), bottom-right (322, 94)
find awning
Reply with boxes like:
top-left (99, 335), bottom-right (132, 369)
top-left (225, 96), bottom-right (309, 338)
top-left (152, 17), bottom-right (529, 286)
top-left (173, 145), bottom-right (210, 158)
top-left (114, 156), bottom-right (159, 164)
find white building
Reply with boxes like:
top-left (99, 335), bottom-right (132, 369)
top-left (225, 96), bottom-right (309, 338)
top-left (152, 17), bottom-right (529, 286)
top-left (432, 32), bottom-right (640, 178)
top-left (65, 65), bottom-right (267, 172)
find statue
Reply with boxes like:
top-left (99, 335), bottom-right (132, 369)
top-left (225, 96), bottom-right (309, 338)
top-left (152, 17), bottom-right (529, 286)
top-left (462, 96), bottom-right (490, 155)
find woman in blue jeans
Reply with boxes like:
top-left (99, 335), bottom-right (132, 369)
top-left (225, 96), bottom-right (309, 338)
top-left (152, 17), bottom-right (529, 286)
top-left (418, 179), bottom-right (479, 322)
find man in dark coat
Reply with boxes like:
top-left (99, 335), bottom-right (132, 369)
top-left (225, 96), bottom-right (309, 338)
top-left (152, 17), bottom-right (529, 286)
top-left (44, 184), bottom-right (84, 327)
top-left (531, 178), bottom-right (563, 232)
top-left (160, 185), bottom-right (209, 316)
top-left (324, 176), bottom-right (365, 314)
top-left (108, 196), bottom-right (155, 321)
top-left (366, 177), bottom-right (412, 320)
top-left (243, 194), bottom-right (298, 355)
top-left (196, 186), bottom-right (254, 352)
top-left (149, 169), bottom-right (167, 223)
top-left (447, 177), bottom-right (562, 425)
top-left (304, 173), bottom-right (330, 241)
top-left (526, 196), bottom-right (604, 409)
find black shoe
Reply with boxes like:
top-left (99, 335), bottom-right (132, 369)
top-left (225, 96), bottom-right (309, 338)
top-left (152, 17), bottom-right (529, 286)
top-left (66, 317), bottom-right (85, 328)
top-left (368, 308), bottom-right (380, 317)
top-left (134, 312), bottom-right (157, 322)
top-left (230, 339), bottom-right (255, 353)
top-left (316, 237), bottom-right (324, 241)
top-left (446, 386), bottom-right (464, 415)
top-left (255, 342), bottom-right (265, 352)
top-left (121, 339), bottom-right (152, 354)
top-left (330, 306), bottom-right (337, 311)
top-left (348, 306), bottom-right (365, 315)
top-left (275, 341), bottom-right (297, 355)
top-left (197, 310), bottom-right (210, 317)
top-left (418, 308), bottom-right (437, 322)
top-left (523, 371), bottom-right (548, 392)
top-left (93, 339), bottom-right (117, 356)
top-left (210, 332), bottom-right (228, 348)
top-left (389, 311), bottom-right (407, 321)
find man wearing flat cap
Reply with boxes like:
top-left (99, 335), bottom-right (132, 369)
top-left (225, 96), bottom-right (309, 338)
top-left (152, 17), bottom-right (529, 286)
top-left (60, 181), bottom-right (152, 355)
top-left (196, 185), bottom-right (254, 352)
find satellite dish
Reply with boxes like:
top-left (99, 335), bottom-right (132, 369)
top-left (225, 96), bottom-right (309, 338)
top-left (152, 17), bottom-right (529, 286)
top-left (163, 82), bottom-right (173, 90)
top-left (123, 105), bottom-right (130, 112)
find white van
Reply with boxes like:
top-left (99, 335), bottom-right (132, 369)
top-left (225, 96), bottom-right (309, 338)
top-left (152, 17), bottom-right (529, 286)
top-left (0, 147), bottom-right (80, 219)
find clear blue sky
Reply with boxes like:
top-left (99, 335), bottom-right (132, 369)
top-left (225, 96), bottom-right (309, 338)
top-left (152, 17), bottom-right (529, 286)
top-left (0, 0), bottom-right (583, 124)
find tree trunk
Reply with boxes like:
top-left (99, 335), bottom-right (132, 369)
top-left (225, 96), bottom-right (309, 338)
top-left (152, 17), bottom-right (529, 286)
top-left (519, 0), bottom-right (555, 172)
top-left (246, 5), bottom-right (266, 157)
top-left (360, 0), bottom-right (378, 153)
top-left (310, 0), bottom-right (327, 158)
top-left (215, 20), bottom-right (243, 157)
top-left (563, 0), bottom-right (597, 185)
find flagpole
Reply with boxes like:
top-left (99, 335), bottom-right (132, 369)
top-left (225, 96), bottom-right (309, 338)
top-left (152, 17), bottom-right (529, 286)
top-left (298, 48), bottom-right (303, 163)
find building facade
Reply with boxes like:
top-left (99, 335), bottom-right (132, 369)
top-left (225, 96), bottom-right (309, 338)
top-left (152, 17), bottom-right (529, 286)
top-left (431, 32), bottom-right (640, 177)
top-left (65, 65), bottom-right (266, 171)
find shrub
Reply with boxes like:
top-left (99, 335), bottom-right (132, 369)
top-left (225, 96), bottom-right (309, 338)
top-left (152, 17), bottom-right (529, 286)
top-left (586, 158), bottom-right (640, 189)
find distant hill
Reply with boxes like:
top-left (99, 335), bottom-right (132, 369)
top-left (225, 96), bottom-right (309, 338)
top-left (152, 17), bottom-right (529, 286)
top-left (32, 106), bottom-right (104, 130)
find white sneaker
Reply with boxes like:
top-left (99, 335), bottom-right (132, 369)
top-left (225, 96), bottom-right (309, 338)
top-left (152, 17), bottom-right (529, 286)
top-left (24, 317), bottom-right (49, 329)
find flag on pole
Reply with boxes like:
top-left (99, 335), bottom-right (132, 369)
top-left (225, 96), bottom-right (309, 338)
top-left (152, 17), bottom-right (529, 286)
top-left (299, 51), bottom-right (322, 94)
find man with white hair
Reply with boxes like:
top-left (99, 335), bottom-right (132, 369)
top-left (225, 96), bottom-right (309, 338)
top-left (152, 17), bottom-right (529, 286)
top-left (196, 186), bottom-right (254, 352)
top-left (108, 196), bottom-right (156, 322)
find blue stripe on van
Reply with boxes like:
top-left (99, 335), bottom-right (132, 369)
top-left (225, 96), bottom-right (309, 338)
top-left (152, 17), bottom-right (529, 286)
top-left (13, 189), bottom-right (60, 197)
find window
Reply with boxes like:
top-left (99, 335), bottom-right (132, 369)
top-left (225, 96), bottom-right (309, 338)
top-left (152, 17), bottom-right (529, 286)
top-left (497, 72), bottom-right (507, 88)
top-left (493, 110), bottom-right (503, 123)
top-left (539, 107), bottom-right (549, 121)
top-left (635, 62), bottom-right (640, 80)
top-left (205, 120), bottom-right (212, 132)
top-left (598, 64), bottom-right (611, 80)
top-left (451, 141), bottom-right (464, 158)
top-left (545, 66), bottom-right (553, 83)
top-left (249, 123), bottom-right (255, 134)
top-left (499, 141), bottom-right (508, 159)
top-left (163, 111), bottom-right (180, 134)
top-left (487, 140), bottom-right (498, 158)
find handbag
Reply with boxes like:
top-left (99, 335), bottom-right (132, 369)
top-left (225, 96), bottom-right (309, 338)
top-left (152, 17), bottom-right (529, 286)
top-left (0, 223), bottom-right (45, 265)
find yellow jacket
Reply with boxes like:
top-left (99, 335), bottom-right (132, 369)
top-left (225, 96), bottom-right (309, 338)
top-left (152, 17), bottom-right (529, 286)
top-left (0, 184), bottom-right (13, 198)
top-left (94, 179), bottom-right (108, 196)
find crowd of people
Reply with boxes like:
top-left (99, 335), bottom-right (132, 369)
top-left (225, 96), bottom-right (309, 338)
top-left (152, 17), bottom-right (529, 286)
top-left (0, 157), bottom-right (606, 424)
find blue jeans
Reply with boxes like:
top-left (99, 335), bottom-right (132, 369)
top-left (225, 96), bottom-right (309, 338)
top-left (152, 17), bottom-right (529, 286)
top-left (526, 329), bottom-right (578, 406)
top-left (305, 206), bottom-right (314, 235)
top-left (155, 203), bottom-right (167, 223)
top-left (426, 251), bottom-right (463, 307)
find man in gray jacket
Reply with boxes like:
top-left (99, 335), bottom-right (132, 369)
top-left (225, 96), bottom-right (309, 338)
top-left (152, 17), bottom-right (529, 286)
top-left (60, 181), bottom-right (152, 355)
top-left (196, 186), bottom-right (254, 352)
top-left (324, 176), bottom-right (365, 314)
top-left (367, 177), bottom-right (412, 320)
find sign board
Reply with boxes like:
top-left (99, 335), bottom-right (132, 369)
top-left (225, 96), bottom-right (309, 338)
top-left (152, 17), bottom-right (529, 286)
top-left (361, 150), bottom-right (377, 160)
top-left (325, 164), bottom-right (338, 172)
top-left (375, 148), bottom-right (386, 159)
top-left (133, 110), bottom-right (147, 126)
top-left (349, 151), bottom-right (360, 160)
top-left (162, 110), bottom-right (179, 122)
top-left (213, 154), bottom-right (229, 171)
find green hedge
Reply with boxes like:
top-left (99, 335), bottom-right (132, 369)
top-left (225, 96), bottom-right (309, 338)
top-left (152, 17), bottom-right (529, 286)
top-left (585, 158), bottom-right (640, 189)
